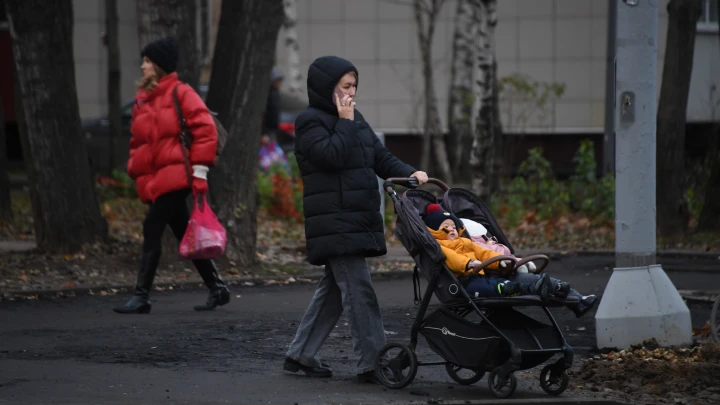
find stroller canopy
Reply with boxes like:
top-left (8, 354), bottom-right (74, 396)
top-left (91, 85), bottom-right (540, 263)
top-left (441, 188), bottom-right (515, 254)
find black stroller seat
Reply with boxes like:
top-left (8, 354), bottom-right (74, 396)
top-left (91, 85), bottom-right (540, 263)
top-left (375, 178), bottom-right (575, 399)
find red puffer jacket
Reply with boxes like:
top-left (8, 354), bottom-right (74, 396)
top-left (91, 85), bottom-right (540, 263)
top-left (127, 73), bottom-right (217, 203)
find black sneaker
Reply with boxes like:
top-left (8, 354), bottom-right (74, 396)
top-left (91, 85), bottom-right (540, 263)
top-left (357, 367), bottom-right (395, 384)
top-left (283, 357), bottom-right (332, 378)
top-left (498, 281), bottom-right (523, 297)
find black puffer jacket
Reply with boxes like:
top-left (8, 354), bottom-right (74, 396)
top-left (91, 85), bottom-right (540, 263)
top-left (295, 56), bottom-right (416, 266)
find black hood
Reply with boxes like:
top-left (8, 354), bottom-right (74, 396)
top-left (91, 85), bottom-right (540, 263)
top-left (306, 56), bottom-right (359, 115)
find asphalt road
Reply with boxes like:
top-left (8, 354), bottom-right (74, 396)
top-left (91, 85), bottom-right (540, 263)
top-left (1, 255), bottom-right (718, 405)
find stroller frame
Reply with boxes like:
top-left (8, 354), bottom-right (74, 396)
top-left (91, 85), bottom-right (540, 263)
top-left (376, 177), bottom-right (575, 398)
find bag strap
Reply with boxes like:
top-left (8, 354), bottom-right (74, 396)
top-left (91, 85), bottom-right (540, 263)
top-left (172, 84), bottom-right (193, 188)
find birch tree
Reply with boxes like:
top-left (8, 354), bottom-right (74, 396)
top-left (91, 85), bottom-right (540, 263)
top-left (468, 0), bottom-right (502, 201)
top-left (656, 0), bottom-right (702, 237)
top-left (447, 0), bottom-right (477, 180)
top-left (206, 0), bottom-right (285, 266)
top-left (6, 0), bottom-right (108, 252)
top-left (283, 0), bottom-right (303, 95)
top-left (413, 0), bottom-right (453, 183)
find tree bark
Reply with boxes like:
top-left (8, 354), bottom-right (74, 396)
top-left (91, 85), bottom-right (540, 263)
top-left (136, 0), bottom-right (200, 256)
top-left (447, 0), bottom-right (476, 181)
top-left (469, 0), bottom-right (501, 200)
top-left (656, 0), bottom-right (702, 238)
top-left (696, 1), bottom-right (720, 232)
top-left (0, 97), bottom-right (11, 222)
top-left (283, 0), bottom-right (303, 96)
top-left (136, 0), bottom-right (199, 90)
top-left (414, 0), bottom-right (452, 183)
top-left (106, 0), bottom-right (121, 176)
top-left (6, 0), bottom-right (108, 252)
top-left (206, 0), bottom-right (284, 267)
top-left (697, 134), bottom-right (720, 231)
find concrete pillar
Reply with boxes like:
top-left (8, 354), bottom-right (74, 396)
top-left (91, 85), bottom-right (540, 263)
top-left (595, 0), bottom-right (692, 349)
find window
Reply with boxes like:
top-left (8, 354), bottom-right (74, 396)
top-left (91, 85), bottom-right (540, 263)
top-left (698, 0), bottom-right (718, 32)
top-left (0, 0), bottom-right (8, 30)
top-left (196, 0), bottom-right (213, 64)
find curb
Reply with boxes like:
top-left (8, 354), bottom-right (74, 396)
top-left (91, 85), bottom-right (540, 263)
top-left (334, 399), bottom-right (623, 405)
top-left (0, 268), bottom-right (417, 301)
top-left (678, 290), bottom-right (719, 305)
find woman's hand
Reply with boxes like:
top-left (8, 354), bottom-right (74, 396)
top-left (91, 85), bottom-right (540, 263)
top-left (335, 93), bottom-right (356, 120)
top-left (410, 171), bottom-right (428, 185)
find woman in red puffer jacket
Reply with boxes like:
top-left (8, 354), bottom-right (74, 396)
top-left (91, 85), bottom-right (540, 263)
top-left (113, 37), bottom-right (230, 315)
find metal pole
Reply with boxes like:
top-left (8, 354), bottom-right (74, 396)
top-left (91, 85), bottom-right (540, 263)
top-left (376, 131), bottom-right (386, 228)
top-left (596, 0), bottom-right (692, 349)
top-left (602, 0), bottom-right (617, 176)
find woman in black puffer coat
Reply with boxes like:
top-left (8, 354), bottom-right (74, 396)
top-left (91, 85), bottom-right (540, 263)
top-left (283, 56), bottom-right (428, 383)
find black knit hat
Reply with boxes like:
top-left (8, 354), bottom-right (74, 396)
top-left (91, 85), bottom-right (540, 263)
top-left (141, 37), bottom-right (178, 74)
top-left (423, 203), bottom-right (462, 231)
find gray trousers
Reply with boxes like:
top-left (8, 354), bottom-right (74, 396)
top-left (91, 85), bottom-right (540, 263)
top-left (285, 255), bottom-right (386, 374)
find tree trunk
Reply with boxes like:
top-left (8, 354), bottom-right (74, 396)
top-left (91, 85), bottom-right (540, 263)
top-left (697, 132), bottom-right (720, 231)
top-left (0, 97), bottom-right (11, 222)
top-left (6, 0), bottom-right (108, 252)
top-left (656, 0), bottom-right (702, 238)
top-left (206, 0), bottom-right (284, 267)
top-left (414, 0), bottom-right (452, 183)
top-left (469, 0), bottom-right (500, 200)
top-left (106, 0), bottom-right (121, 176)
top-left (136, 0), bottom-right (200, 256)
top-left (447, 0), bottom-right (476, 182)
top-left (283, 0), bottom-right (303, 96)
top-left (136, 0), bottom-right (199, 90)
top-left (696, 1), bottom-right (720, 232)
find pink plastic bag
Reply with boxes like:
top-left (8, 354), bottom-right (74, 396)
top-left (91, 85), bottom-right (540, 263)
top-left (179, 194), bottom-right (226, 260)
top-left (470, 235), bottom-right (514, 257)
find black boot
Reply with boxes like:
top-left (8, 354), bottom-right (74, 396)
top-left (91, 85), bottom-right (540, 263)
top-left (113, 249), bottom-right (161, 314)
top-left (555, 282), bottom-right (571, 298)
top-left (193, 260), bottom-right (231, 311)
top-left (113, 296), bottom-right (151, 314)
top-left (571, 295), bottom-right (597, 318)
top-left (530, 273), bottom-right (553, 303)
top-left (504, 273), bottom-right (552, 303)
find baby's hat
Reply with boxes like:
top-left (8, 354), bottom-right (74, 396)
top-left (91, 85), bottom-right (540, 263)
top-left (423, 203), bottom-right (461, 231)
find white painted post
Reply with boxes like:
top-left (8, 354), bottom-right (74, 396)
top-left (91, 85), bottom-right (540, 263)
top-left (376, 131), bottom-right (386, 228)
top-left (595, 0), bottom-right (692, 349)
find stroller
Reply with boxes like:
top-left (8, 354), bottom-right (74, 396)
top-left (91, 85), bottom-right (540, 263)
top-left (374, 178), bottom-right (578, 398)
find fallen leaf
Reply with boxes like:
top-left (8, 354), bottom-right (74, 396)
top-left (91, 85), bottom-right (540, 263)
top-left (692, 321), bottom-right (711, 338)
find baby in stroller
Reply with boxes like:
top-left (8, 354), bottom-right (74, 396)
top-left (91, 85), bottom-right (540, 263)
top-left (423, 203), bottom-right (596, 317)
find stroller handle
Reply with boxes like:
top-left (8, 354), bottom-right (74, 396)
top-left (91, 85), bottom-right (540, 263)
top-left (385, 177), bottom-right (450, 191)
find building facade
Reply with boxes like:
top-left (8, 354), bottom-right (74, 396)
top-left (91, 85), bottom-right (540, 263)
top-left (1, 0), bottom-right (718, 171)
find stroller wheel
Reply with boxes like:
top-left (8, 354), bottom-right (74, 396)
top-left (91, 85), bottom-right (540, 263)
top-left (445, 363), bottom-right (485, 385)
top-left (488, 368), bottom-right (517, 398)
top-left (539, 364), bottom-right (570, 395)
top-left (375, 343), bottom-right (418, 389)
